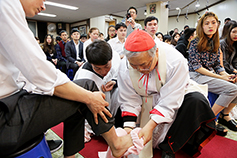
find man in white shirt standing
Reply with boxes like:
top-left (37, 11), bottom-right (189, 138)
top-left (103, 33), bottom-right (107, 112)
top-left (125, 6), bottom-right (142, 37)
top-left (108, 22), bottom-right (127, 59)
top-left (144, 16), bottom-right (160, 44)
top-left (0, 0), bottom-right (133, 157)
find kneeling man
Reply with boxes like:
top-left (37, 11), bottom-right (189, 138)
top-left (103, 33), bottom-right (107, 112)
top-left (118, 29), bottom-right (216, 158)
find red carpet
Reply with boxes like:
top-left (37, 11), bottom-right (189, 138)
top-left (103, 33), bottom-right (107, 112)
top-left (51, 123), bottom-right (237, 158)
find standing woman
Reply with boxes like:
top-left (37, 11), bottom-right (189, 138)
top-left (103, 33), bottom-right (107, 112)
top-left (188, 12), bottom-right (237, 135)
top-left (105, 25), bottom-right (117, 42)
top-left (42, 34), bottom-right (58, 66)
top-left (83, 27), bottom-right (100, 62)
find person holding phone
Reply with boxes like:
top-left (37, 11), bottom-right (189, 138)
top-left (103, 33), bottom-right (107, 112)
top-left (125, 6), bottom-right (142, 37)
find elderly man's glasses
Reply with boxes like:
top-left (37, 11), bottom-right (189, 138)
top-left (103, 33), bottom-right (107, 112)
top-left (129, 56), bottom-right (155, 71)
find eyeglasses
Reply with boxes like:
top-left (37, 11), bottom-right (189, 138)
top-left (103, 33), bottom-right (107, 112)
top-left (109, 30), bottom-right (115, 32)
top-left (129, 11), bottom-right (136, 14)
top-left (128, 56), bottom-right (155, 71)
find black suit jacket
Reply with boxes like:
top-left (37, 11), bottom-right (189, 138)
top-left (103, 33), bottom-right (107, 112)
top-left (65, 40), bottom-right (84, 64)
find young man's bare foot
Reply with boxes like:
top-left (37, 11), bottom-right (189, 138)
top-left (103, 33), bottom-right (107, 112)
top-left (110, 133), bottom-right (133, 157)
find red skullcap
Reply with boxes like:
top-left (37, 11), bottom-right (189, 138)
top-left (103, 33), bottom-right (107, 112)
top-left (125, 29), bottom-right (155, 52)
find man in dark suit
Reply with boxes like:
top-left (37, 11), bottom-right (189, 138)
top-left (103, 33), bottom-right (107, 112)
top-left (65, 28), bottom-right (85, 76)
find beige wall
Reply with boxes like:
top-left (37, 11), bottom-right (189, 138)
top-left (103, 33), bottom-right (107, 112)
top-left (167, 0), bottom-right (237, 34)
top-left (31, 0), bottom-right (237, 38)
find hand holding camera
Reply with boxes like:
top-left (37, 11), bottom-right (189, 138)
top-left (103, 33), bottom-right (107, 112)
top-left (125, 12), bottom-right (135, 28)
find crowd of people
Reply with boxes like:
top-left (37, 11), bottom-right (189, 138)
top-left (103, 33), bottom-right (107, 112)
top-left (0, 1), bottom-right (237, 158)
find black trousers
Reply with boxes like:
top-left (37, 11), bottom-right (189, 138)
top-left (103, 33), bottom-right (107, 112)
top-left (69, 62), bottom-right (79, 77)
top-left (0, 79), bottom-right (114, 157)
top-left (57, 60), bottom-right (67, 74)
top-left (159, 92), bottom-right (216, 157)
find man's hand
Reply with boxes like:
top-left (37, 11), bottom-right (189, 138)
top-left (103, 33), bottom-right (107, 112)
top-left (101, 81), bottom-right (116, 92)
top-left (127, 18), bottom-right (136, 28)
top-left (138, 120), bottom-right (157, 145)
top-left (76, 61), bottom-right (83, 67)
top-left (86, 91), bottom-right (112, 124)
top-left (52, 59), bottom-right (57, 65)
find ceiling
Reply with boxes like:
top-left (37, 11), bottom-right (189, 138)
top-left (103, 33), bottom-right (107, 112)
top-left (28, 0), bottom-right (225, 23)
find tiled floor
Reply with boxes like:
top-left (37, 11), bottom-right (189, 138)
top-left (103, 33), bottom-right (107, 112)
top-left (45, 129), bottom-right (83, 158)
top-left (47, 119), bottom-right (237, 158)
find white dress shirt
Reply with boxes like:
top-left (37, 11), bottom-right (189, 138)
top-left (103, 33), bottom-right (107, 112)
top-left (107, 36), bottom-right (126, 55)
top-left (73, 41), bottom-right (80, 60)
top-left (83, 38), bottom-right (93, 62)
top-left (0, 0), bottom-right (69, 99)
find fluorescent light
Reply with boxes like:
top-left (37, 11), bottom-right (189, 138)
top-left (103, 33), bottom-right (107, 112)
top-left (38, 13), bottom-right (57, 17)
top-left (195, 0), bottom-right (200, 8)
top-left (195, 3), bottom-right (200, 7)
top-left (44, 1), bottom-right (78, 10)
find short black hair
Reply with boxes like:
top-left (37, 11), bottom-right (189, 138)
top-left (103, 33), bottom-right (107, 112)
top-left (163, 35), bottom-right (171, 42)
top-left (80, 34), bottom-right (87, 39)
top-left (184, 28), bottom-right (196, 39)
top-left (184, 25), bottom-right (189, 29)
top-left (224, 17), bottom-right (231, 23)
top-left (115, 22), bottom-right (127, 30)
top-left (144, 16), bottom-right (158, 26)
top-left (59, 30), bottom-right (67, 36)
top-left (71, 28), bottom-right (80, 34)
top-left (86, 40), bottom-right (112, 65)
top-left (127, 6), bottom-right (137, 14)
top-left (169, 30), bottom-right (174, 36)
top-left (56, 36), bottom-right (62, 41)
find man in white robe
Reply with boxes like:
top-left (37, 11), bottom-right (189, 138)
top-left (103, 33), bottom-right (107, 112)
top-left (118, 29), bottom-right (216, 158)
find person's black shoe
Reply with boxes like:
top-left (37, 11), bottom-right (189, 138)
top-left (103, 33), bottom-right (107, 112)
top-left (161, 150), bottom-right (175, 158)
top-left (47, 140), bottom-right (63, 153)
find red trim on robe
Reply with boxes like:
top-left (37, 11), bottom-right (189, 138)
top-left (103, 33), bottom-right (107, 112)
top-left (150, 109), bottom-right (165, 117)
top-left (122, 111), bottom-right (137, 117)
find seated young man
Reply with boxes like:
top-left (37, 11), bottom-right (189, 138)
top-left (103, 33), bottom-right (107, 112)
top-left (74, 40), bottom-right (123, 141)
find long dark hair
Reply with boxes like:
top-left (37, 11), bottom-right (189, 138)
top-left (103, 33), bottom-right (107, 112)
top-left (43, 34), bottom-right (55, 54)
top-left (195, 12), bottom-right (219, 53)
top-left (171, 32), bottom-right (180, 46)
top-left (220, 20), bottom-right (237, 39)
top-left (105, 25), bottom-right (116, 41)
top-left (225, 22), bottom-right (237, 53)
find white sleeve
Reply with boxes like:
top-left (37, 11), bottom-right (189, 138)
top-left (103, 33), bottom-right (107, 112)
top-left (0, 0), bottom-right (69, 96)
top-left (151, 58), bottom-right (189, 124)
top-left (117, 59), bottom-right (143, 117)
top-left (83, 41), bottom-right (88, 62)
